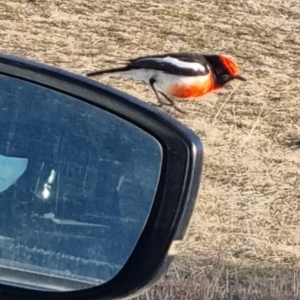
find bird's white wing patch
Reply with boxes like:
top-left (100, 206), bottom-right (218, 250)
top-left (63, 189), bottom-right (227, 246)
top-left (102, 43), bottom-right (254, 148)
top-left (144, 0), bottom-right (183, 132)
top-left (140, 56), bottom-right (206, 73)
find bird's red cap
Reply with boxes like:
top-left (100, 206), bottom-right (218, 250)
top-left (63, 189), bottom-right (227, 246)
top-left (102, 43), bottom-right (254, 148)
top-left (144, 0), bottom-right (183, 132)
top-left (219, 55), bottom-right (246, 81)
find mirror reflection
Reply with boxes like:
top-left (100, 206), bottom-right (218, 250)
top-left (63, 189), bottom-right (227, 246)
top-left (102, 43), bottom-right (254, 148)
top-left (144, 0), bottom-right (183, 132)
top-left (0, 74), bottom-right (162, 291)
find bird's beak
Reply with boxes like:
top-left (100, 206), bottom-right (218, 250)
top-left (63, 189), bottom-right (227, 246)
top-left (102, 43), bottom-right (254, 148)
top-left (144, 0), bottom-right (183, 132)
top-left (234, 74), bottom-right (247, 81)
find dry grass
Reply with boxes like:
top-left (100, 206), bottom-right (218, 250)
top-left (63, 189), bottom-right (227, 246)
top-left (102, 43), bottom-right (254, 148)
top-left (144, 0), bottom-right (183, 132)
top-left (1, 0), bottom-right (300, 298)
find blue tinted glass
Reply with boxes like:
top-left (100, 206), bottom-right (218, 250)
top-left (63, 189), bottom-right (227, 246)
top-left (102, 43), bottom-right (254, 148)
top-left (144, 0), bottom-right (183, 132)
top-left (0, 74), bottom-right (162, 291)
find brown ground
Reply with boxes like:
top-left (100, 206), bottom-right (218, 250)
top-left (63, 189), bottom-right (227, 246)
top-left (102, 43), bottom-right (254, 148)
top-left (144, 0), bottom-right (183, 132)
top-left (1, 0), bottom-right (300, 299)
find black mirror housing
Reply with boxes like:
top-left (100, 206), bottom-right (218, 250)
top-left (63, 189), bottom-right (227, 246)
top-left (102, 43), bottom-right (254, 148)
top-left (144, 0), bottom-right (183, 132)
top-left (0, 53), bottom-right (203, 300)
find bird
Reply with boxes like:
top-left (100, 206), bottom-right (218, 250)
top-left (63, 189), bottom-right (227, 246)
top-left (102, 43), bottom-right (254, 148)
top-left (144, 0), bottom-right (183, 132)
top-left (86, 53), bottom-right (246, 113)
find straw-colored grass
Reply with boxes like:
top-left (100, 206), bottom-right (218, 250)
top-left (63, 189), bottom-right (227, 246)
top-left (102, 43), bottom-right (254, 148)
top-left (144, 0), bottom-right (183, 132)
top-left (1, 0), bottom-right (300, 298)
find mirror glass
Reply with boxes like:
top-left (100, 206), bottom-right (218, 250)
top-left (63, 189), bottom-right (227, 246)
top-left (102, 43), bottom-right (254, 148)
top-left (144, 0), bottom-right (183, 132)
top-left (0, 74), bottom-right (162, 291)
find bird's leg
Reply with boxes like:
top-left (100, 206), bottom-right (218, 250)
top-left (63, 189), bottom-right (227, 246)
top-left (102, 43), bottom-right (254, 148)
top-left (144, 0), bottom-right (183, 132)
top-left (149, 78), bottom-right (187, 114)
top-left (159, 92), bottom-right (187, 114)
top-left (149, 78), bottom-right (173, 107)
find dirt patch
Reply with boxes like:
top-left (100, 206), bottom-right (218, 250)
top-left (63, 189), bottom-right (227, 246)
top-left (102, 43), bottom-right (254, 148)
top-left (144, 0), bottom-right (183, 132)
top-left (1, 0), bottom-right (300, 298)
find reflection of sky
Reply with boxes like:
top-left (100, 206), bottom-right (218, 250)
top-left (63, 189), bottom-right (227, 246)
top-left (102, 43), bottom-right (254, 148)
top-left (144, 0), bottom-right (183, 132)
top-left (0, 154), bottom-right (28, 193)
top-left (0, 74), bottom-right (162, 289)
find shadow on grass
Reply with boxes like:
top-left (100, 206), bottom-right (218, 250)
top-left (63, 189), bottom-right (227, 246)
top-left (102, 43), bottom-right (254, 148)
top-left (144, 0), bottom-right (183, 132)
top-left (135, 255), bottom-right (300, 300)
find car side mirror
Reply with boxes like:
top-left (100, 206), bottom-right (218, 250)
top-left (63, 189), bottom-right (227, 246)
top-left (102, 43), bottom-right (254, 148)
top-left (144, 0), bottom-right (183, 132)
top-left (0, 53), bottom-right (203, 300)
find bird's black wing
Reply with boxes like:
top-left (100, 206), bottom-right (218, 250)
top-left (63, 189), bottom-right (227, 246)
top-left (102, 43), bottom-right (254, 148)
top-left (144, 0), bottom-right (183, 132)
top-left (126, 53), bottom-right (211, 76)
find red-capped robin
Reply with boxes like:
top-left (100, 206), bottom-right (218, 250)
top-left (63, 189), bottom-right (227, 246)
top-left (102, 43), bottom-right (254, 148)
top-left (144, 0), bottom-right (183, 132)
top-left (86, 53), bottom-right (246, 113)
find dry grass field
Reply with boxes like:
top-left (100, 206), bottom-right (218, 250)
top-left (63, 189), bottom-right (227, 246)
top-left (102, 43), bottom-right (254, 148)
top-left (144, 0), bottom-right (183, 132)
top-left (1, 0), bottom-right (300, 299)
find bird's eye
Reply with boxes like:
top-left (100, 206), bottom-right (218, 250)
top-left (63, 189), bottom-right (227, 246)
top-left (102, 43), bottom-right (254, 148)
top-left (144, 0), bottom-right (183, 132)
top-left (222, 74), bottom-right (230, 80)
top-left (221, 74), bottom-right (231, 83)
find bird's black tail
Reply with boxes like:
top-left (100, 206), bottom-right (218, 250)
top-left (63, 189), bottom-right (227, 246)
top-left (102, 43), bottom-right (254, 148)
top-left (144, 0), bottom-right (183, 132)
top-left (86, 66), bottom-right (131, 77)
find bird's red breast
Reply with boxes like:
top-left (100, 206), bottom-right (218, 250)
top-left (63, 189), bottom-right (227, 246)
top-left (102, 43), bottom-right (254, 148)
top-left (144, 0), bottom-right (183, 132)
top-left (167, 72), bottom-right (220, 99)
